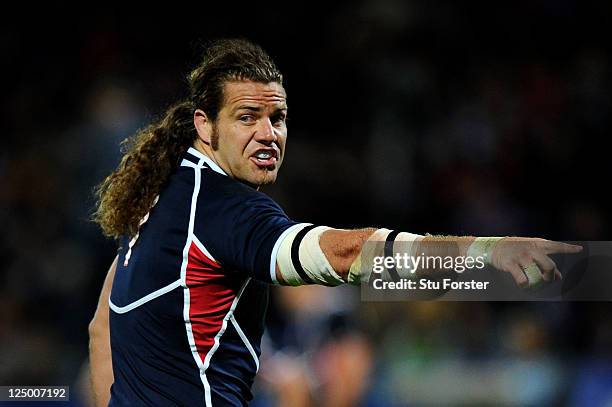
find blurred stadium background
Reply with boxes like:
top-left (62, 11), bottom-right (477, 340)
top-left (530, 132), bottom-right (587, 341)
top-left (2, 1), bottom-right (612, 406)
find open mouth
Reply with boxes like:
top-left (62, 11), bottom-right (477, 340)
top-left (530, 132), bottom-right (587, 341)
top-left (250, 149), bottom-right (278, 168)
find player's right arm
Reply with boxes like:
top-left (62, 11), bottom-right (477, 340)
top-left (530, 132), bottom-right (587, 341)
top-left (275, 227), bottom-right (582, 288)
top-left (88, 256), bottom-right (117, 407)
top-left (196, 183), bottom-right (580, 289)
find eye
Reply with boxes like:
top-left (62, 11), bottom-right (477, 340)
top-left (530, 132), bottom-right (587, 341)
top-left (272, 113), bottom-right (287, 126)
top-left (239, 115), bottom-right (255, 124)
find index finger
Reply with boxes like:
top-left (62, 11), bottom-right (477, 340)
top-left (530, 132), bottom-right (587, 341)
top-left (541, 240), bottom-right (583, 254)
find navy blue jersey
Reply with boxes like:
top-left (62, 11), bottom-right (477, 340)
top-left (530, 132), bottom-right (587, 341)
top-left (108, 147), bottom-right (303, 406)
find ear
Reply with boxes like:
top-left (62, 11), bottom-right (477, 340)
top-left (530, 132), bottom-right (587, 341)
top-left (194, 109), bottom-right (213, 145)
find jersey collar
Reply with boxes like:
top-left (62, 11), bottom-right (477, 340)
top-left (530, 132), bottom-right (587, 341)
top-left (186, 147), bottom-right (227, 176)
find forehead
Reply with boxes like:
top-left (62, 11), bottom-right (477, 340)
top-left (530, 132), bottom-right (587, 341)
top-left (222, 80), bottom-right (287, 110)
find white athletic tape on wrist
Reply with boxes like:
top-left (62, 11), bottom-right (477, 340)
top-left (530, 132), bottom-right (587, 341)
top-left (348, 229), bottom-right (424, 285)
top-left (466, 237), bottom-right (504, 265)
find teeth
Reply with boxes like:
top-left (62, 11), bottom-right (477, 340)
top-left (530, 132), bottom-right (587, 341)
top-left (255, 151), bottom-right (272, 159)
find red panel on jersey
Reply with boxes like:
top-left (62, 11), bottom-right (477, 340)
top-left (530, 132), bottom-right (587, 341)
top-left (186, 241), bottom-right (241, 362)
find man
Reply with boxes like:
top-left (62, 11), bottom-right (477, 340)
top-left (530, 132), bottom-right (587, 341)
top-left (89, 39), bottom-right (581, 406)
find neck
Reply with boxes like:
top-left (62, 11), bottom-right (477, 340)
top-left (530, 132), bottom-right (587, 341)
top-left (193, 139), bottom-right (224, 171)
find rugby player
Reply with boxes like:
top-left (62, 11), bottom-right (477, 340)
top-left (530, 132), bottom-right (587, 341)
top-left (88, 39), bottom-right (582, 406)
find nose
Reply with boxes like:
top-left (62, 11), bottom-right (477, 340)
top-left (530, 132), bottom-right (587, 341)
top-left (255, 117), bottom-right (277, 145)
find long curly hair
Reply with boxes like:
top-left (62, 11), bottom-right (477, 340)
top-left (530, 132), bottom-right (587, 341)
top-left (93, 39), bottom-right (283, 239)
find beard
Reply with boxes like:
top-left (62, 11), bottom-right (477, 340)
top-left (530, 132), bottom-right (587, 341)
top-left (210, 123), bottom-right (220, 150)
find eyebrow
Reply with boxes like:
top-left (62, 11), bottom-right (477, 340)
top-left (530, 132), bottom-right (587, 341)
top-left (234, 105), bottom-right (288, 113)
top-left (235, 105), bottom-right (262, 112)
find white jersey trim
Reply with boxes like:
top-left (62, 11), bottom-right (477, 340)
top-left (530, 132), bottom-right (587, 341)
top-left (187, 147), bottom-right (227, 176)
top-left (180, 156), bottom-right (212, 406)
top-left (109, 158), bottom-right (206, 314)
top-left (109, 279), bottom-right (182, 314)
top-left (230, 314), bottom-right (260, 373)
top-left (180, 158), bottom-right (252, 407)
top-left (181, 159), bottom-right (205, 169)
top-left (201, 278), bottom-right (251, 406)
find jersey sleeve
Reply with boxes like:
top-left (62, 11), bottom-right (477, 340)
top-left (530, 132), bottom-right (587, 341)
top-left (194, 183), bottom-right (302, 283)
